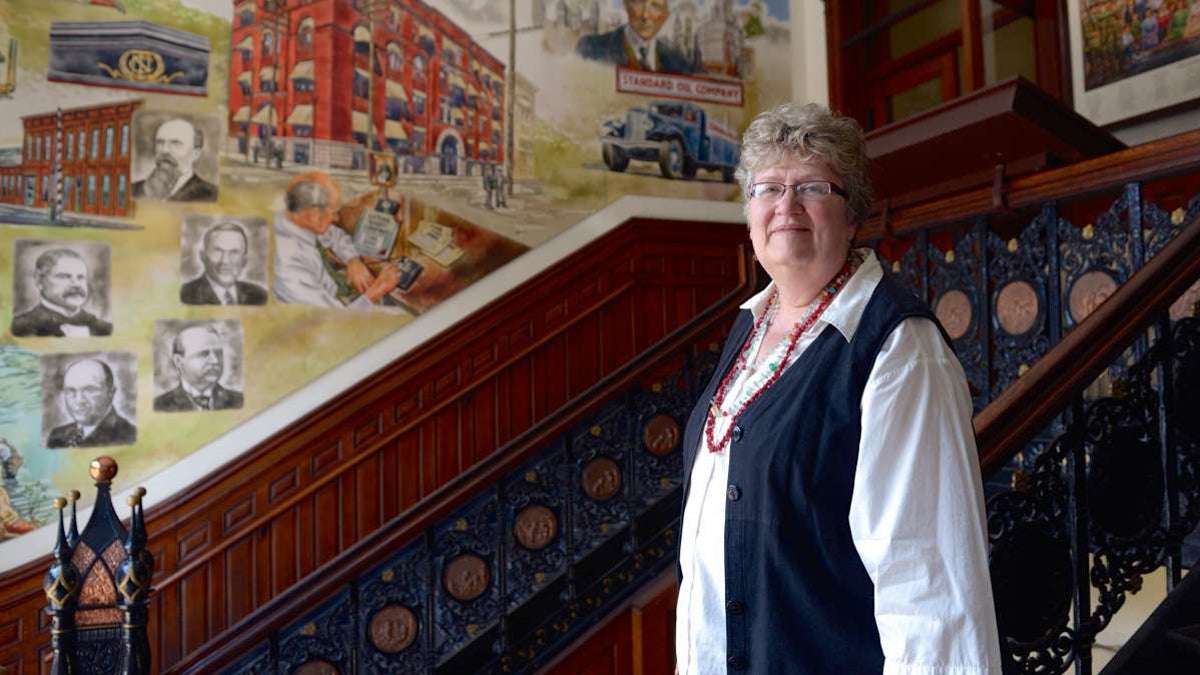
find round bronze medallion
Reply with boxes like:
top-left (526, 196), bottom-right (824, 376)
top-left (934, 290), bottom-right (973, 340)
top-left (513, 504), bottom-right (558, 551)
top-left (642, 414), bottom-right (681, 457)
top-left (369, 604), bottom-right (419, 654)
top-left (581, 457), bottom-right (622, 502)
top-left (294, 661), bottom-right (339, 675)
top-left (996, 281), bottom-right (1040, 337)
top-left (443, 554), bottom-right (490, 602)
top-left (1068, 270), bottom-right (1117, 324)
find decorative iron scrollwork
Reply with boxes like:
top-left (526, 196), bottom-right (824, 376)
top-left (277, 592), bottom-right (354, 675)
top-left (989, 215), bottom-right (1053, 399)
top-left (988, 433), bottom-right (1078, 674)
top-left (927, 225), bottom-right (987, 408)
top-left (987, 308), bottom-right (1200, 674)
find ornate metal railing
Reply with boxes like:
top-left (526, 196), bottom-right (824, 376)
top-left (166, 250), bottom-right (755, 674)
top-left (873, 172), bottom-right (1200, 674)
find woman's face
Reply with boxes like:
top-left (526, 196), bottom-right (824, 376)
top-left (746, 155), bottom-right (855, 275)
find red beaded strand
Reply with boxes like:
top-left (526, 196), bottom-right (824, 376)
top-left (705, 259), bottom-right (857, 453)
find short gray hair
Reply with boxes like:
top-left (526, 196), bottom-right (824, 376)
top-left (34, 248), bottom-right (86, 280)
top-left (172, 325), bottom-right (221, 357)
top-left (285, 179), bottom-right (330, 212)
top-left (735, 103), bottom-right (873, 225)
top-left (202, 221), bottom-right (249, 252)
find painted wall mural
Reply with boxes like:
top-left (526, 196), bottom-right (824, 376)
top-left (0, 0), bottom-right (791, 560)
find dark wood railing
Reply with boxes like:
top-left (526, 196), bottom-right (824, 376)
top-left (859, 127), bottom-right (1200, 238)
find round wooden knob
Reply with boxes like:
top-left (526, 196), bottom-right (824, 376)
top-left (89, 456), bottom-right (118, 482)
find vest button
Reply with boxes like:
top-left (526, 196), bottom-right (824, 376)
top-left (728, 656), bottom-right (747, 670)
top-left (726, 484), bottom-right (741, 501)
top-left (731, 425), bottom-right (743, 442)
top-left (726, 599), bottom-right (745, 615)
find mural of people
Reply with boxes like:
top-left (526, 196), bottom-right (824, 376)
top-left (0, 0), bottom-right (792, 569)
top-left (43, 355), bottom-right (137, 449)
top-left (0, 439), bottom-right (33, 539)
top-left (154, 322), bottom-right (244, 413)
top-left (132, 116), bottom-right (219, 202)
top-left (273, 172), bottom-right (402, 309)
top-left (181, 219), bottom-right (269, 306)
top-left (11, 243), bottom-right (113, 338)
top-left (576, 0), bottom-right (698, 74)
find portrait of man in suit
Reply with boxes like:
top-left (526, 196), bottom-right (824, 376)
top-left (132, 116), bottom-right (219, 202)
top-left (576, 0), bottom-right (697, 74)
top-left (153, 322), bottom-right (244, 412)
top-left (180, 220), bottom-right (268, 305)
top-left (44, 356), bottom-right (137, 449)
top-left (11, 245), bottom-right (113, 338)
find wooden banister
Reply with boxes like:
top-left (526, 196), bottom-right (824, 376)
top-left (976, 214), bottom-right (1200, 476)
top-left (858, 128), bottom-right (1200, 239)
top-left (169, 248), bottom-right (757, 673)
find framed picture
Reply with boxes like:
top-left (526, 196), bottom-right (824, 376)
top-left (1068, 0), bottom-right (1200, 127)
top-left (370, 152), bottom-right (398, 187)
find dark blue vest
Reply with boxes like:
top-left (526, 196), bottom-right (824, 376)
top-left (680, 275), bottom-right (946, 674)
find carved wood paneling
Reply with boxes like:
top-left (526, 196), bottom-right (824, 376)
top-left (0, 219), bottom-right (750, 671)
top-left (0, 618), bottom-right (20, 650)
top-left (544, 574), bottom-right (678, 675)
top-left (545, 610), bottom-right (634, 675)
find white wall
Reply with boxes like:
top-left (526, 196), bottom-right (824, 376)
top-left (791, 0), bottom-right (830, 106)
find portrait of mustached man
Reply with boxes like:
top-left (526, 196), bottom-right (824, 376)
top-left (132, 116), bottom-right (219, 202)
top-left (11, 244), bottom-right (113, 337)
top-left (153, 321), bottom-right (244, 413)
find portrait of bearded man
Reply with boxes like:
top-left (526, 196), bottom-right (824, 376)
top-left (132, 116), bottom-right (219, 202)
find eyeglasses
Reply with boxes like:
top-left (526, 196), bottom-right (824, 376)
top-left (748, 181), bottom-right (849, 202)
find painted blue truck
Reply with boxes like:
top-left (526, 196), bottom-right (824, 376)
top-left (600, 100), bottom-right (740, 182)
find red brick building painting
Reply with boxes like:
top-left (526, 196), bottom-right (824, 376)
top-left (228, 0), bottom-right (505, 176)
top-left (0, 99), bottom-right (141, 218)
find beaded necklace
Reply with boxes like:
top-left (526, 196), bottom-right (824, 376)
top-left (705, 257), bottom-right (859, 453)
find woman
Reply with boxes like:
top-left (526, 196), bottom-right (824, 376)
top-left (675, 104), bottom-right (1001, 674)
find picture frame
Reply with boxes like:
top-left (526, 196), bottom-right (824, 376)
top-left (370, 151), bottom-right (398, 187)
top-left (1067, 0), bottom-right (1200, 127)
